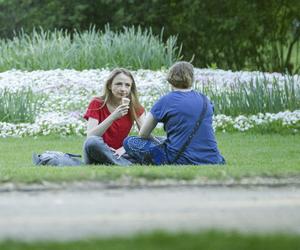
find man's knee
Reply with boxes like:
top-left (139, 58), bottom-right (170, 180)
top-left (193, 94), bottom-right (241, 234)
top-left (123, 137), bottom-right (129, 148)
top-left (123, 136), bottom-right (136, 150)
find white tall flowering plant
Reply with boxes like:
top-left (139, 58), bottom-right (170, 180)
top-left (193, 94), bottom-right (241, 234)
top-left (0, 68), bottom-right (299, 137)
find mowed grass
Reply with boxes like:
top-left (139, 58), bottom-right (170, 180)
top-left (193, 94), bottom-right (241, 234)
top-left (1, 230), bottom-right (300, 250)
top-left (0, 133), bottom-right (299, 184)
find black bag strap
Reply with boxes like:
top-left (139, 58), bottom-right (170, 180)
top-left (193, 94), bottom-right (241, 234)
top-left (171, 94), bottom-right (208, 163)
top-left (66, 153), bottom-right (82, 158)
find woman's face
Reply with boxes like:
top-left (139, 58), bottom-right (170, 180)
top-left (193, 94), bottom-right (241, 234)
top-left (110, 73), bottom-right (133, 99)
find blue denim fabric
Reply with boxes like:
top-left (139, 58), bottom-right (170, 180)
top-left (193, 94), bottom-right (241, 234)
top-left (83, 136), bottom-right (134, 166)
top-left (123, 136), bottom-right (168, 165)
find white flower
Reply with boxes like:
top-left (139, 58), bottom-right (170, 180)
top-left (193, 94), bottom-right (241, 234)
top-left (0, 69), bottom-right (299, 137)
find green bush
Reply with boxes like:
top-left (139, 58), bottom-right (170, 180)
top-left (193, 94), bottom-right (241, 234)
top-left (1, 0), bottom-right (299, 73)
top-left (0, 88), bottom-right (45, 123)
top-left (0, 26), bottom-right (182, 71)
top-left (196, 76), bottom-right (300, 116)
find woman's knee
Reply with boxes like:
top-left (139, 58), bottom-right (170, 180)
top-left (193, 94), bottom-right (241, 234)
top-left (83, 136), bottom-right (104, 152)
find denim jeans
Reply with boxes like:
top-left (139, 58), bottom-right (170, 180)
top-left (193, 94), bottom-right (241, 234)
top-left (123, 136), bottom-right (167, 165)
top-left (83, 136), bottom-right (134, 166)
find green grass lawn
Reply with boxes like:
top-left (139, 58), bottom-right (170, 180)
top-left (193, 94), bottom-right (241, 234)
top-left (1, 230), bottom-right (300, 250)
top-left (0, 133), bottom-right (299, 184)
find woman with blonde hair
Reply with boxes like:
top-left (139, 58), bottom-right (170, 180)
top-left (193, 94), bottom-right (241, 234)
top-left (83, 68), bottom-right (144, 165)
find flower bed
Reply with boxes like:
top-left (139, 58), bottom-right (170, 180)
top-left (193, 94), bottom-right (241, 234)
top-left (0, 69), bottom-right (299, 137)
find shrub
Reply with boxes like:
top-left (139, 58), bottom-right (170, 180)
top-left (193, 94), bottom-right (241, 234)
top-left (0, 88), bottom-right (45, 123)
top-left (0, 26), bottom-right (182, 71)
top-left (196, 76), bottom-right (300, 116)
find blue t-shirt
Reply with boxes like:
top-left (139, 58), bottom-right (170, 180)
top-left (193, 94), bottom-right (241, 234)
top-left (150, 90), bottom-right (224, 164)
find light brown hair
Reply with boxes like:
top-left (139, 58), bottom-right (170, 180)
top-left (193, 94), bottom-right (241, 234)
top-left (99, 68), bottom-right (143, 129)
top-left (167, 61), bottom-right (194, 89)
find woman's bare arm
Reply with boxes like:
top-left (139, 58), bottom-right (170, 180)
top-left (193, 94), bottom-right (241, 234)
top-left (86, 116), bottom-right (114, 137)
top-left (86, 104), bottom-right (129, 137)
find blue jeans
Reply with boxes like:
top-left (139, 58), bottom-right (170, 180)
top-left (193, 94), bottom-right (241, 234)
top-left (123, 136), bottom-right (168, 165)
top-left (83, 136), bottom-right (134, 166)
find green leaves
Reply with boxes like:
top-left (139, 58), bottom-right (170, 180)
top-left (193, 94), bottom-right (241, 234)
top-left (0, 88), bottom-right (46, 123)
top-left (197, 76), bottom-right (300, 116)
top-left (0, 26), bottom-right (181, 71)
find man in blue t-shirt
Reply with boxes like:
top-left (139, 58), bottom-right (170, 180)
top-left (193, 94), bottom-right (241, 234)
top-left (124, 61), bottom-right (225, 165)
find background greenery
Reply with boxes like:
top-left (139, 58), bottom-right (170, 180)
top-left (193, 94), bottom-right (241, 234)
top-left (1, 72), bottom-right (299, 124)
top-left (1, 133), bottom-right (299, 184)
top-left (1, 230), bottom-right (300, 250)
top-left (195, 77), bottom-right (300, 116)
top-left (0, 26), bottom-right (181, 71)
top-left (0, 0), bottom-right (299, 73)
top-left (0, 88), bottom-right (45, 123)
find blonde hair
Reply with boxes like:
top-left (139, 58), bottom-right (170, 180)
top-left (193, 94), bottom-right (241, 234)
top-left (167, 61), bottom-right (194, 88)
top-left (99, 68), bottom-right (143, 129)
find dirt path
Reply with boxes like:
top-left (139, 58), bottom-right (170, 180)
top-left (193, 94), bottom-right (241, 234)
top-left (0, 185), bottom-right (300, 241)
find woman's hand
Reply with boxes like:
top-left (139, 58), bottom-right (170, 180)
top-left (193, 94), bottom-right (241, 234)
top-left (111, 104), bottom-right (130, 120)
top-left (86, 103), bottom-right (129, 137)
top-left (111, 147), bottom-right (126, 159)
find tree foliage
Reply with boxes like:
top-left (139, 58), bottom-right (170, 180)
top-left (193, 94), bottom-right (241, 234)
top-left (0, 0), bottom-right (299, 73)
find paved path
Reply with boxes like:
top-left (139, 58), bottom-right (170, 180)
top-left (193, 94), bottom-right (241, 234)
top-left (0, 186), bottom-right (300, 241)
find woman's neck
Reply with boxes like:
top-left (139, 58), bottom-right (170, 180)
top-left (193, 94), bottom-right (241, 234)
top-left (109, 97), bottom-right (122, 107)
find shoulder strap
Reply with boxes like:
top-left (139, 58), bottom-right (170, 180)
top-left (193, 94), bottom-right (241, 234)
top-left (171, 94), bottom-right (208, 163)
